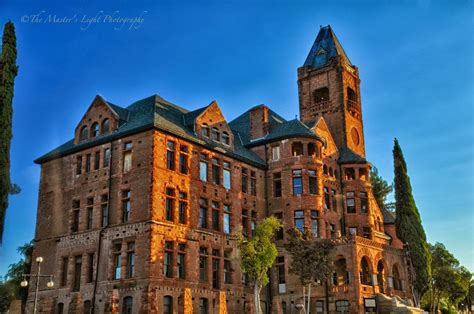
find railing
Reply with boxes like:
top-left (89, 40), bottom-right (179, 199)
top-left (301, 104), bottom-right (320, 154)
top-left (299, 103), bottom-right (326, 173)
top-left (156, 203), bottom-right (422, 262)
top-left (332, 284), bottom-right (350, 293)
top-left (347, 99), bottom-right (360, 114)
top-left (313, 100), bottom-right (331, 112)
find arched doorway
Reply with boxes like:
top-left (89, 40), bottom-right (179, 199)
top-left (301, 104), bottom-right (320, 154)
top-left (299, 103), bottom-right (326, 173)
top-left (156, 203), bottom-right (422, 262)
top-left (360, 256), bottom-right (372, 285)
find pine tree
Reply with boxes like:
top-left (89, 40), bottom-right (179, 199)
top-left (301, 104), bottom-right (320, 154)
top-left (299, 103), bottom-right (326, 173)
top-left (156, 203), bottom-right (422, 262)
top-left (369, 166), bottom-right (393, 210)
top-left (393, 138), bottom-right (431, 306)
top-left (0, 21), bottom-right (18, 243)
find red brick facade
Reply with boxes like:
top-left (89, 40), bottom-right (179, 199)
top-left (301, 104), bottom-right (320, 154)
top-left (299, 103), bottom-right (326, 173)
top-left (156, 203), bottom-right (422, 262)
top-left (28, 26), bottom-right (412, 313)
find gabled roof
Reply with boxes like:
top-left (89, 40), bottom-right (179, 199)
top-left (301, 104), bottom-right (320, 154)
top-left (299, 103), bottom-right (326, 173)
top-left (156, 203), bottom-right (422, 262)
top-left (338, 147), bottom-right (367, 164)
top-left (35, 95), bottom-right (265, 167)
top-left (381, 207), bottom-right (396, 224)
top-left (303, 25), bottom-right (352, 69)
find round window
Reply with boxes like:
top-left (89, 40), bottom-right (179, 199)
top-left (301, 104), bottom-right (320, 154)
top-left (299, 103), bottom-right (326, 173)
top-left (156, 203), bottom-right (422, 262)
top-left (351, 127), bottom-right (360, 146)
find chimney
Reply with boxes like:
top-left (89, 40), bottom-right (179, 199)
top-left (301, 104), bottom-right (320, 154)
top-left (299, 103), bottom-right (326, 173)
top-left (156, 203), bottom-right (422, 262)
top-left (249, 105), bottom-right (269, 140)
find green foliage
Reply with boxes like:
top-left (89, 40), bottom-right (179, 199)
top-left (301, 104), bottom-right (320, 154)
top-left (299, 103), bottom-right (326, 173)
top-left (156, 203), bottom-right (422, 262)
top-left (0, 241), bottom-right (33, 311)
top-left (285, 228), bottom-right (335, 285)
top-left (0, 21), bottom-right (19, 243)
top-left (369, 166), bottom-right (393, 210)
top-left (392, 138), bottom-right (431, 301)
top-left (238, 216), bottom-right (282, 287)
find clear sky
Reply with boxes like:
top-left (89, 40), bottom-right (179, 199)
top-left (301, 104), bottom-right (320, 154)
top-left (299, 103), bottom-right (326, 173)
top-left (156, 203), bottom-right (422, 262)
top-left (0, 0), bottom-right (472, 276)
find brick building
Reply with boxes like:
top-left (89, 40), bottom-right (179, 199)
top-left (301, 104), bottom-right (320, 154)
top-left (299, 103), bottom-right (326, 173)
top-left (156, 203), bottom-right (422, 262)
top-left (29, 26), bottom-right (413, 313)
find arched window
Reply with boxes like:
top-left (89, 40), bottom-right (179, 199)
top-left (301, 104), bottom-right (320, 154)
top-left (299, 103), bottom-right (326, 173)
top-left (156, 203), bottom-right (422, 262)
top-left (222, 131), bottom-right (230, 145)
top-left (211, 127), bottom-right (220, 141)
top-left (122, 296), bottom-right (133, 314)
top-left (199, 298), bottom-right (209, 314)
top-left (359, 168), bottom-right (368, 181)
top-left (334, 257), bottom-right (348, 286)
top-left (83, 300), bottom-right (92, 314)
top-left (345, 168), bottom-right (355, 180)
top-left (91, 122), bottom-right (100, 138)
top-left (57, 303), bottom-right (64, 314)
top-left (308, 143), bottom-right (316, 156)
top-left (377, 260), bottom-right (385, 293)
top-left (360, 257), bottom-right (371, 285)
top-left (313, 87), bottom-right (330, 103)
top-left (329, 167), bottom-right (333, 177)
top-left (201, 124), bottom-right (210, 137)
top-left (80, 126), bottom-right (89, 142)
top-left (291, 142), bottom-right (303, 156)
top-left (163, 296), bottom-right (173, 314)
top-left (323, 165), bottom-right (328, 175)
top-left (393, 265), bottom-right (402, 291)
top-left (102, 119), bottom-right (110, 135)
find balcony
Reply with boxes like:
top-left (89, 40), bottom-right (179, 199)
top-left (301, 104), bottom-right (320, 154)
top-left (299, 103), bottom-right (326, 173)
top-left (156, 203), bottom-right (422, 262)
top-left (347, 99), bottom-right (361, 115)
top-left (313, 100), bottom-right (331, 112)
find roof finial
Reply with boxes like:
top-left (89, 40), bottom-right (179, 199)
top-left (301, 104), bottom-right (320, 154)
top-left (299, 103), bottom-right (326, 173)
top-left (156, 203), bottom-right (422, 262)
top-left (320, 25), bottom-right (322, 29)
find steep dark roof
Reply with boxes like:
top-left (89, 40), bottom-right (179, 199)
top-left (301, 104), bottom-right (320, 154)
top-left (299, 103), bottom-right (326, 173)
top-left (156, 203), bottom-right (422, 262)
top-left (338, 147), bottom-right (367, 164)
top-left (229, 106), bottom-right (324, 147)
top-left (35, 95), bottom-right (265, 167)
top-left (303, 25), bottom-right (352, 69)
top-left (382, 208), bottom-right (396, 224)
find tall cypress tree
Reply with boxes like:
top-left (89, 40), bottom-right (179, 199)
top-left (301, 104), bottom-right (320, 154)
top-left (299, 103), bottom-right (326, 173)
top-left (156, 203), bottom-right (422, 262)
top-left (393, 138), bottom-right (431, 306)
top-left (0, 21), bottom-right (19, 243)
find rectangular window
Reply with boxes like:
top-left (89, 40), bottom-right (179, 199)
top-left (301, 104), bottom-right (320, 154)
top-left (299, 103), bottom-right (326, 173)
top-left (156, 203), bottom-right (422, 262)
top-left (315, 301), bottom-right (324, 313)
top-left (324, 187), bottom-right (331, 210)
top-left (292, 170), bottom-right (303, 195)
top-left (346, 192), bottom-right (356, 213)
top-left (223, 205), bottom-right (231, 234)
top-left (165, 188), bottom-right (175, 222)
top-left (86, 154), bottom-right (91, 173)
top-left (87, 253), bottom-right (94, 283)
top-left (241, 168), bottom-right (248, 193)
top-left (199, 247), bottom-right (208, 282)
top-left (272, 146), bottom-right (280, 161)
top-left (242, 210), bottom-right (249, 237)
top-left (113, 243), bottom-right (122, 280)
top-left (212, 201), bottom-right (220, 231)
top-left (103, 148), bottom-right (111, 168)
top-left (122, 190), bottom-right (131, 223)
top-left (311, 210), bottom-right (319, 237)
top-left (164, 241), bottom-right (173, 278)
top-left (250, 171), bottom-right (256, 196)
top-left (330, 223), bottom-right (336, 239)
top-left (275, 212), bottom-right (284, 240)
top-left (72, 200), bottom-right (80, 233)
top-left (224, 251), bottom-right (232, 284)
top-left (166, 141), bottom-right (175, 170)
top-left (72, 256), bottom-right (82, 292)
top-left (332, 189), bottom-right (337, 211)
top-left (273, 172), bottom-right (282, 197)
top-left (199, 198), bottom-right (208, 229)
top-left (276, 256), bottom-right (285, 284)
top-left (123, 142), bottom-right (132, 173)
top-left (86, 197), bottom-right (93, 230)
top-left (308, 170), bottom-right (317, 195)
top-left (177, 243), bottom-right (186, 279)
top-left (223, 162), bottom-right (231, 190)
top-left (94, 151), bottom-right (100, 170)
top-left (200, 154), bottom-right (208, 181)
top-left (126, 242), bottom-right (135, 278)
top-left (294, 210), bottom-right (304, 232)
top-left (178, 192), bottom-right (187, 224)
top-left (179, 146), bottom-right (188, 174)
top-left (76, 156), bottom-right (82, 175)
top-left (212, 250), bottom-right (220, 289)
top-left (360, 192), bottom-right (368, 214)
top-left (212, 158), bottom-right (220, 185)
top-left (61, 257), bottom-right (68, 286)
top-left (251, 211), bottom-right (257, 237)
top-left (363, 227), bottom-right (371, 239)
top-left (349, 227), bottom-right (357, 236)
top-left (101, 194), bottom-right (108, 227)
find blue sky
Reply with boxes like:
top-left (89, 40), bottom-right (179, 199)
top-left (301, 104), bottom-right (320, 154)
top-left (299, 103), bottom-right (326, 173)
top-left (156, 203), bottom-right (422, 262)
top-left (0, 0), bottom-right (472, 276)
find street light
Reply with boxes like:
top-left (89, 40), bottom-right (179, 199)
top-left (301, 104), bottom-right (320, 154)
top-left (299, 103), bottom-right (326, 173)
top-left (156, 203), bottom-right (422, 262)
top-left (21, 256), bottom-right (54, 314)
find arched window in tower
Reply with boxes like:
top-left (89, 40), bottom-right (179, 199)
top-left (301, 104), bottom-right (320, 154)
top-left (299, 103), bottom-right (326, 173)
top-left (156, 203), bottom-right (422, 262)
top-left (347, 87), bottom-right (360, 115)
top-left (345, 168), bottom-right (355, 180)
top-left (80, 126), bottom-right (89, 142)
top-left (291, 142), bottom-right (303, 156)
top-left (360, 256), bottom-right (372, 285)
top-left (308, 143), bottom-right (316, 156)
top-left (359, 168), bottom-right (368, 181)
top-left (313, 87), bottom-right (329, 103)
top-left (102, 118), bottom-right (110, 135)
top-left (347, 87), bottom-right (357, 103)
top-left (91, 122), bottom-right (100, 138)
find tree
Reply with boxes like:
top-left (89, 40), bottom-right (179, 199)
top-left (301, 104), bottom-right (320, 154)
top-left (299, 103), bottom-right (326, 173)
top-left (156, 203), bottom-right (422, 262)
top-left (393, 138), bottom-right (431, 307)
top-left (0, 21), bottom-right (19, 243)
top-left (285, 228), bottom-right (335, 314)
top-left (369, 166), bottom-right (393, 210)
top-left (0, 241), bottom-right (33, 312)
top-left (238, 216), bottom-right (282, 314)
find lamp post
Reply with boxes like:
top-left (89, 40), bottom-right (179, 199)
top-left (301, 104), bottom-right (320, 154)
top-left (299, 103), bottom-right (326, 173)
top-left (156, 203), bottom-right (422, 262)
top-left (20, 256), bottom-right (55, 314)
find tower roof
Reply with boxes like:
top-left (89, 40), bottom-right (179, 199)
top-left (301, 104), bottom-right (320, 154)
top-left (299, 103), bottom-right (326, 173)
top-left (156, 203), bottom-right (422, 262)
top-left (303, 25), bottom-right (352, 69)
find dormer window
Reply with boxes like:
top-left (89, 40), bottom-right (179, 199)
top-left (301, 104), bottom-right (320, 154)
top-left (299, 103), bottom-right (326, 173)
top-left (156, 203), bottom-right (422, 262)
top-left (80, 126), bottom-right (89, 142)
top-left (201, 124), bottom-right (210, 138)
top-left (91, 122), bottom-right (100, 138)
top-left (222, 132), bottom-right (230, 145)
top-left (102, 119), bottom-right (110, 135)
top-left (211, 127), bottom-right (220, 141)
